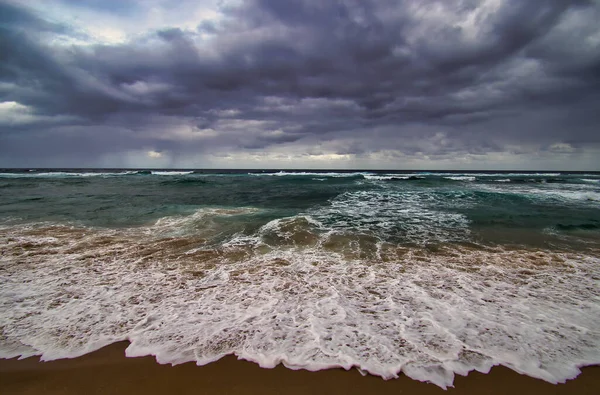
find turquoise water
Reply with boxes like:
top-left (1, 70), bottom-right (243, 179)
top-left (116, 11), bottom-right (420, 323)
top-left (1, 169), bottom-right (599, 248)
top-left (1, 169), bottom-right (599, 388)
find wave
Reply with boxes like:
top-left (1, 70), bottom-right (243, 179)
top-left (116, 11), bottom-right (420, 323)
top-left (0, 170), bottom-right (199, 178)
top-left (363, 175), bottom-right (427, 181)
top-left (363, 174), bottom-right (402, 180)
top-left (476, 183), bottom-right (600, 205)
top-left (508, 178), bottom-right (568, 184)
top-left (151, 171), bottom-right (194, 176)
top-left (306, 190), bottom-right (471, 245)
top-left (0, 171), bottom-right (138, 178)
top-left (363, 174), bottom-right (419, 181)
top-left (149, 207), bottom-right (261, 238)
top-left (1, 223), bottom-right (599, 389)
top-left (531, 190), bottom-right (600, 203)
top-left (249, 171), bottom-right (368, 178)
top-left (556, 222), bottom-right (600, 231)
top-left (444, 176), bottom-right (476, 182)
top-left (486, 177), bottom-right (600, 185)
top-left (409, 172), bottom-right (564, 178)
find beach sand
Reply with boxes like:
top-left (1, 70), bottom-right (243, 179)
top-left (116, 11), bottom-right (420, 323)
top-left (1, 342), bottom-right (599, 394)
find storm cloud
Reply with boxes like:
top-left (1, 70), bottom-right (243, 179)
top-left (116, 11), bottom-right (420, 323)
top-left (1, 0), bottom-right (599, 169)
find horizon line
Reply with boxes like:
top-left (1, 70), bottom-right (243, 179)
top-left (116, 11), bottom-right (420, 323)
top-left (2, 168), bottom-right (600, 173)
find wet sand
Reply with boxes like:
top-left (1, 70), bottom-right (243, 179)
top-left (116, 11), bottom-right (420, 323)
top-left (1, 342), bottom-right (599, 394)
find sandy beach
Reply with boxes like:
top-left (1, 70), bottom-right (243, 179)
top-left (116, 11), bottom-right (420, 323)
top-left (0, 342), bottom-right (598, 394)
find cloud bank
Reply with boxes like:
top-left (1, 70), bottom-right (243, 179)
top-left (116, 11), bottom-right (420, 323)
top-left (1, 0), bottom-right (599, 169)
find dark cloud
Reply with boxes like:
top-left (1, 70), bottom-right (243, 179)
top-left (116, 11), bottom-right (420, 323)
top-left (0, 0), bottom-right (599, 168)
top-left (57, 0), bottom-right (138, 15)
top-left (0, 1), bottom-right (67, 33)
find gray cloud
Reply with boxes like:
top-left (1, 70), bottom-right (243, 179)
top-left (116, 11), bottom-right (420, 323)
top-left (0, 0), bottom-right (599, 169)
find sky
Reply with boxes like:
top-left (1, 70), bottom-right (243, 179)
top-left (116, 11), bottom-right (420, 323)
top-left (1, 0), bottom-right (599, 170)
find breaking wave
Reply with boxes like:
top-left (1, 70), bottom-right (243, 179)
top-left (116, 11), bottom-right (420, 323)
top-left (1, 211), bottom-right (599, 389)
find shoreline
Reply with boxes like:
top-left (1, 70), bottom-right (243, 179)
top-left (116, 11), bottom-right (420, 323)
top-left (1, 342), bottom-right (599, 394)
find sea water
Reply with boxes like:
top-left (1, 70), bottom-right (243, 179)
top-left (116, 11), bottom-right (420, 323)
top-left (0, 169), bottom-right (599, 388)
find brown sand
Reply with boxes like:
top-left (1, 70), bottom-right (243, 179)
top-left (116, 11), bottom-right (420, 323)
top-left (1, 342), bottom-right (599, 394)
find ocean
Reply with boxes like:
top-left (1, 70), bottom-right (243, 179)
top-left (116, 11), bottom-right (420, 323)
top-left (1, 169), bottom-right (599, 388)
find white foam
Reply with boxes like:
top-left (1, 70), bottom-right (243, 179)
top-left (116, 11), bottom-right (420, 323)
top-left (149, 207), bottom-right (260, 238)
top-left (0, 171), bottom-right (137, 178)
top-left (581, 179), bottom-right (600, 183)
top-left (363, 174), bottom-right (410, 180)
top-left (444, 176), bottom-right (476, 182)
top-left (1, 224), bottom-right (599, 389)
top-left (476, 183), bottom-right (600, 205)
top-left (411, 172), bottom-right (562, 178)
top-left (249, 171), bottom-right (368, 178)
top-left (544, 190), bottom-right (600, 203)
top-left (522, 173), bottom-right (561, 177)
top-left (150, 171), bottom-right (194, 176)
top-left (307, 190), bottom-right (472, 244)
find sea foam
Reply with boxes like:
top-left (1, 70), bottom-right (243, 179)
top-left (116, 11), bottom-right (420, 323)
top-left (249, 171), bottom-right (368, 178)
top-left (151, 171), bottom-right (194, 176)
top-left (1, 217), bottom-right (599, 389)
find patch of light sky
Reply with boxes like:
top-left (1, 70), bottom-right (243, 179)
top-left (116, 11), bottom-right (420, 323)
top-left (0, 101), bottom-right (80, 126)
top-left (405, 0), bottom-right (503, 45)
top-left (7, 0), bottom-right (239, 46)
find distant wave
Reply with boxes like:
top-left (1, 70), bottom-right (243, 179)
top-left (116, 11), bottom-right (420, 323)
top-left (0, 171), bottom-right (138, 178)
top-left (249, 171), bottom-right (367, 178)
top-left (363, 174), bottom-right (410, 180)
top-left (151, 171), bottom-right (194, 176)
top-left (444, 176), bottom-right (476, 182)
top-left (0, 170), bottom-right (200, 178)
